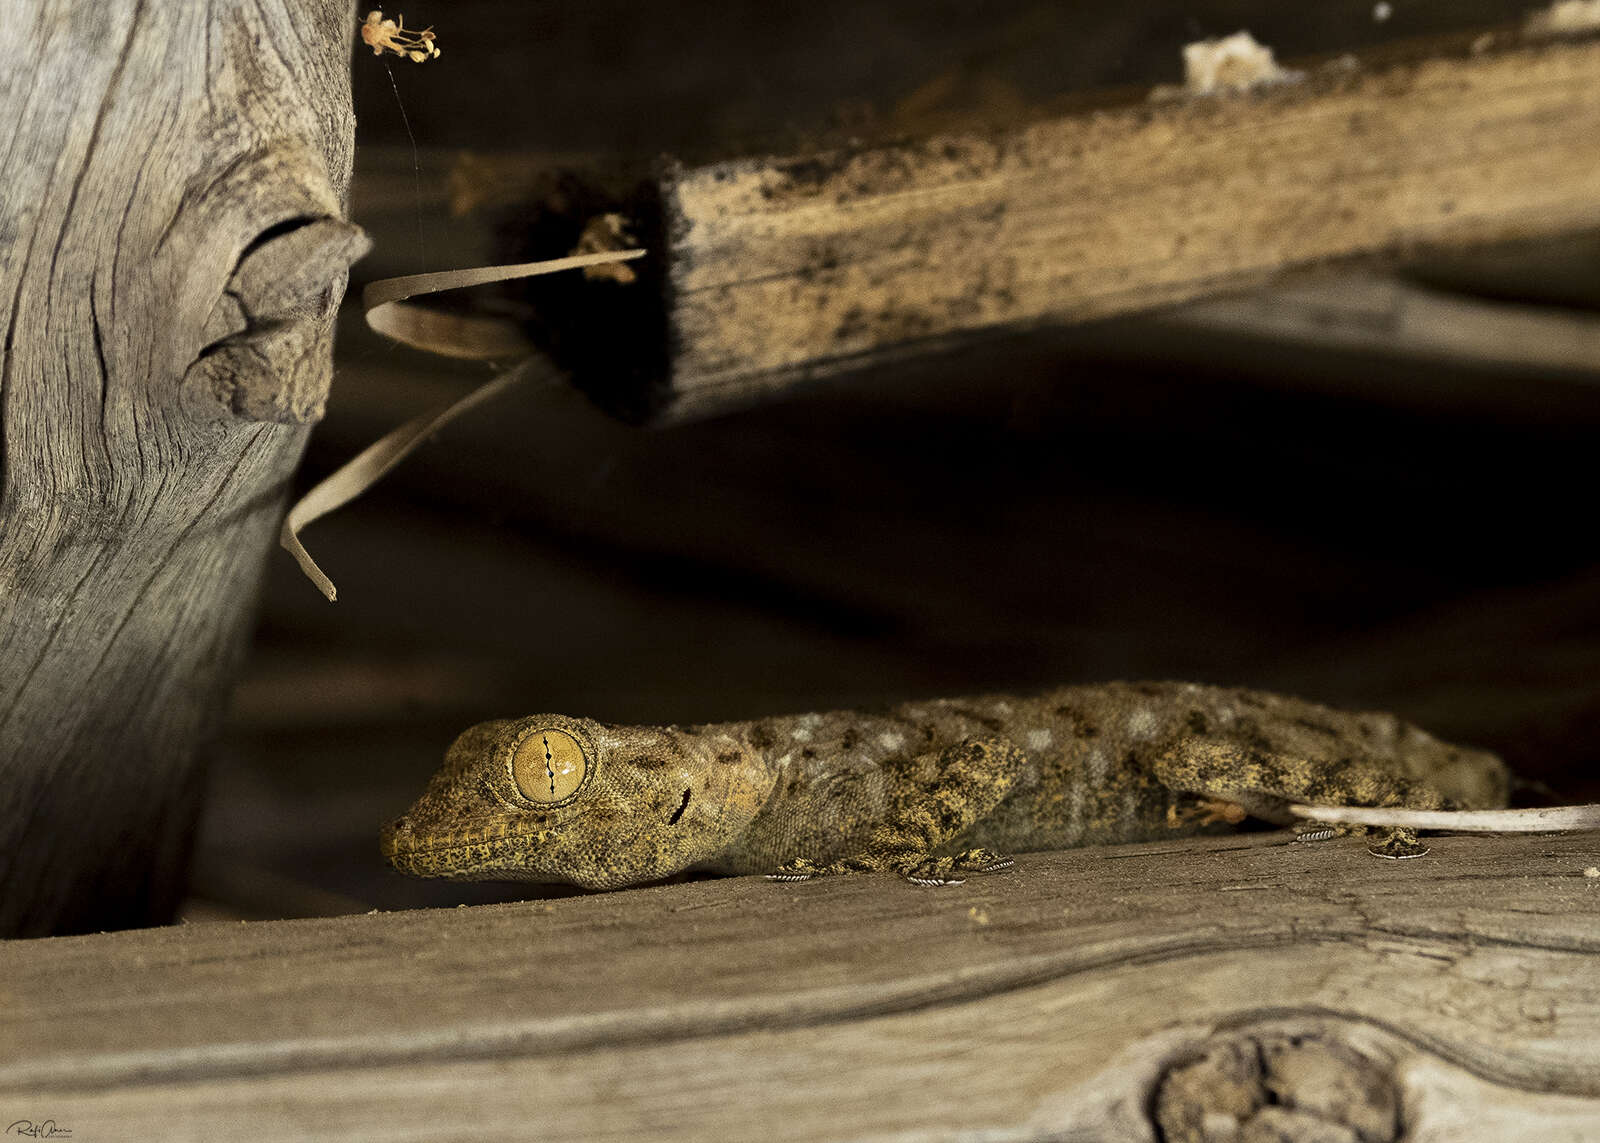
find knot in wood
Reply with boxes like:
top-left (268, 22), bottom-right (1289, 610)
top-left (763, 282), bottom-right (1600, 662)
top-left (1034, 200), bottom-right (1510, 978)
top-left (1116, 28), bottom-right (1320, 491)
top-left (1154, 1029), bottom-right (1399, 1143)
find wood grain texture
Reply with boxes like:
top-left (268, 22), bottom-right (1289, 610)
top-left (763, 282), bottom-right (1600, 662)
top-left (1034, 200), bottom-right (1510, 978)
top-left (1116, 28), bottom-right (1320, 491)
top-left (640, 35), bottom-right (1600, 419)
top-left (4, 832), bottom-right (1597, 1139)
top-left (0, 1), bottom-right (364, 935)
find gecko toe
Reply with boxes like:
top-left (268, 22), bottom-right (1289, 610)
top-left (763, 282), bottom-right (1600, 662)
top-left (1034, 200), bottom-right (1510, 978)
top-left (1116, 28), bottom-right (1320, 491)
top-left (1294, 819), bottom-right (1365, 844)
top-left (901, 855), bottom-right (959, 885)
top-left (901, 849), bottom-right (1012, 885)
top-left (768, 857), bottom-right (827, 882)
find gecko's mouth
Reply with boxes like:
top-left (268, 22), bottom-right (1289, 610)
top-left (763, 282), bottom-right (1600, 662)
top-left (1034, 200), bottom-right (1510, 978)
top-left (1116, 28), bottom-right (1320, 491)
top-left (379, 803), bottom-right (596, 883)
top-left (380, 815), bottom-right (447, 876)
top-left (381, 812), bottom-right (525, 876)
top-left (381, 811), bottom-right (643, 889)
top-left (379, 814), bottom-right (419, 861)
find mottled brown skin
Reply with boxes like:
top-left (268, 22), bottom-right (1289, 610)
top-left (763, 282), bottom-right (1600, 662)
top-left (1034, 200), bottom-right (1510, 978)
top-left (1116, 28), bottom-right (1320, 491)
top-left (381, 682), bottom-right (1509, 889)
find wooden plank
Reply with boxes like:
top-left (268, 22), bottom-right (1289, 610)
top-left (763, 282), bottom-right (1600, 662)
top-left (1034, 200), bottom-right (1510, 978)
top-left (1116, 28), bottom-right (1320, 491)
top-left (654, 35), bottom-right (1600, 419)
top-left (518, 34), bottom-right (1600, 421)
top-left (4, 832), bottom-right (1597, 1138)
top-left (356, 145), bottom-right (1600, 426)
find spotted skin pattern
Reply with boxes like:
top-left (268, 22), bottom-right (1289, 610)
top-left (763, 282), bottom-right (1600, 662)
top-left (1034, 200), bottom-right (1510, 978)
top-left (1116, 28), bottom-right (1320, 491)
top-left (381, 682), bottom-right (1509, 889)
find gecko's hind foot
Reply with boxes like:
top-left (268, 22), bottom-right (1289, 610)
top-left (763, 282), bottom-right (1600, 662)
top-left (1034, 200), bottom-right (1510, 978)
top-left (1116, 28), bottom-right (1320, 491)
top-left (767, 856), bottom-right (869, 881)
top-left (1367, 827), bottom-right (1429, 860)
top-left (902, 848), bottom-right (1015, 886)
top-left (951, 847), bottom-right (1015, 874)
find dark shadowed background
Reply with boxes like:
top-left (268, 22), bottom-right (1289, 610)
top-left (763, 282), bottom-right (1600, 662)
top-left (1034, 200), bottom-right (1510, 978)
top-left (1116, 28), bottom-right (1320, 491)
top-left (189, 0), bottom-right (1600, 919)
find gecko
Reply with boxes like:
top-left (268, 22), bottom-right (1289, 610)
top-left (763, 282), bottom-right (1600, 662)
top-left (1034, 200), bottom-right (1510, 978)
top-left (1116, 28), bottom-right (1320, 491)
top-left (380, 682), bottom-right (1509, 889)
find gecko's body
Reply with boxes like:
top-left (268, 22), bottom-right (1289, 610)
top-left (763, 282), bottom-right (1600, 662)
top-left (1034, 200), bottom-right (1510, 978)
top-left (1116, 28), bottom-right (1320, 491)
top-left (382, 682), bottom-right (1509, 888)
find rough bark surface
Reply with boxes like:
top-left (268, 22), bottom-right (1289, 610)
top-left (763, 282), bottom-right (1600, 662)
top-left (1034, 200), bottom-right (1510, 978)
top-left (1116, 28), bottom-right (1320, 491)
top-left (0, 1), bottom-right (365, 936)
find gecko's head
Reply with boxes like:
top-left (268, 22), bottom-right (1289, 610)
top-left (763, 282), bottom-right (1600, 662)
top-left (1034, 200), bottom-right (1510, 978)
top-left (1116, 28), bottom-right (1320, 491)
top-left (381, 715), bottom-right (770, 890)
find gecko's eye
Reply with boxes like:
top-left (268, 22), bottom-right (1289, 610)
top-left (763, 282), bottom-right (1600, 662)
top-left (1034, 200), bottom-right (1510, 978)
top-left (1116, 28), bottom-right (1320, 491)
top-left (510, 727), bottom-right (588, 804)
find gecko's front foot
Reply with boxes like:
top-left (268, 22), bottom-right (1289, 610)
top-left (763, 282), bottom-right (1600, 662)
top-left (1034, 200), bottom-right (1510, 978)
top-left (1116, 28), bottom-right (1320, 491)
top-left (767, 847), bottom-right (1015, 885)
top-left (766, 856), bottom-right (877, 881)
top-left (767, 857), bottom-right (827, 882)
top-left (903, 848), bottom-right (1015, 887)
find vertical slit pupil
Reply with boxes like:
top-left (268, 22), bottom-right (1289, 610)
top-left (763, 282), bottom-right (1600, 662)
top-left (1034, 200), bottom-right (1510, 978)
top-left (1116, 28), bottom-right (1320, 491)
top-left (543, 734), bottom-right (555, 796)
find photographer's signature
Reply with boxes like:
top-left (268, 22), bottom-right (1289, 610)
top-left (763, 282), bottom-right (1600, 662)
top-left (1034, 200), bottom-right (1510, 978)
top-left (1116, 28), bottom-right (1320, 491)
top-left (6, 1122), bottom-right (72, 1139)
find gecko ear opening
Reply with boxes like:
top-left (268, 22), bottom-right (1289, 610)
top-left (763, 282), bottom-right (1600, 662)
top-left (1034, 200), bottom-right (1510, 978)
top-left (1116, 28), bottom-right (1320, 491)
top-left (509, 726), bottom-right (589, 804)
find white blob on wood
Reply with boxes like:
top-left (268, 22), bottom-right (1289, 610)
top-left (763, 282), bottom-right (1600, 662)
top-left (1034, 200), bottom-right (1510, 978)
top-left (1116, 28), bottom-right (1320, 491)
top-left (1181, 31), bottom-right (1301, 95)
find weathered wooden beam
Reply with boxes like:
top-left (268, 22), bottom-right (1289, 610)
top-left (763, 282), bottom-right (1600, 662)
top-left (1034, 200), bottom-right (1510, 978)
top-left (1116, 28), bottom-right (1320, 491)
top-left (4, 833), bottom-right (1597, 1138)
top-left (360, 143), bottom-right (1600, 427)
top-left (518, 32), bottom-right (1600, 421)
top-left (0, 2), bottom-right (365, 935)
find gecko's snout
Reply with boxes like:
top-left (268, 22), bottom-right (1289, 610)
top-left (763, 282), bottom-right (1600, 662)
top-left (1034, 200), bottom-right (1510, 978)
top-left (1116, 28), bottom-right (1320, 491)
top-left (379, 814), bottom-right (413, 858)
